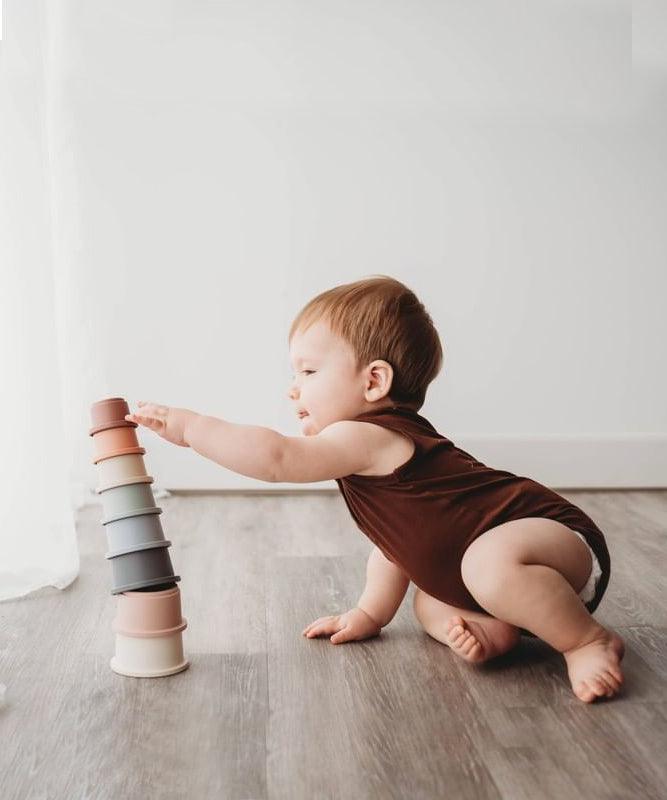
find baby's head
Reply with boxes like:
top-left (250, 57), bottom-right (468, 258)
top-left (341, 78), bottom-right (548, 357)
top-left (288, 275), bottom-right (443, 435)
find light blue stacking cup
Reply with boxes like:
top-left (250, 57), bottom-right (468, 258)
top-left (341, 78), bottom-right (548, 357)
top-left (102, 507), bottom-right (165, 553)
top-left (99, 481), bottom-right (157, 521)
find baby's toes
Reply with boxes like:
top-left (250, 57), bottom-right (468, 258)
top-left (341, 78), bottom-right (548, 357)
top-left (602, 670), bottom-right (621, 693)
top-left (447, 624), bottom-right (468, 649)
top-left (445, 615), bottom-right (466, 639)
top-left (574, 682), bottom-right (596, 703)
top-left (577, 677), bottom-right (611, 703)
top-left (592, 670), bottom-right (623, 698)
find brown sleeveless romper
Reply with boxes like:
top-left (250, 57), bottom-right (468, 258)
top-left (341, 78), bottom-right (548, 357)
top-left (334, 405), bottom-right (611, 623)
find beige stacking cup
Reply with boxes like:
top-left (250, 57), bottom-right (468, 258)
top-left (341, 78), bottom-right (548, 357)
top-left (110, 587), bottom-right (189, 677)
top-left (95, 453), bottom-right (150, 491)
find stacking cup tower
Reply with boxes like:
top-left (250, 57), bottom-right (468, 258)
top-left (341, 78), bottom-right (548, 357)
top-left (90, 397), bottom-right (189, 677)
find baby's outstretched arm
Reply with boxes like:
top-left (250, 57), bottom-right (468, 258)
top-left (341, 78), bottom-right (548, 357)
top-left (126, 402), bottom-right (283, 481)
top-left (126, 402), bottom-right (375, 483)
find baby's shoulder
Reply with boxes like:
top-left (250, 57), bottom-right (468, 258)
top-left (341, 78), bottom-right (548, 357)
top-left (339, 419), bottom-right (415, 477)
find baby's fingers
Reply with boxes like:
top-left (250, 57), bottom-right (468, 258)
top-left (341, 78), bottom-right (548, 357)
top-left (302, 616), bottom-right (337, 638)
top-left (330, 627), bottom-right (352, 645)
top-left (126, 412), bottom-right (164, 430)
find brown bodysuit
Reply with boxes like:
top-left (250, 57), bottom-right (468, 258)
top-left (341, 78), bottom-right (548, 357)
top-left (335, 405), bottom-right (611, 617)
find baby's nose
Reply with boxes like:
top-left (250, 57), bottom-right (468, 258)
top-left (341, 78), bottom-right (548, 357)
top-left (288, 384), bottom-right (299, 400)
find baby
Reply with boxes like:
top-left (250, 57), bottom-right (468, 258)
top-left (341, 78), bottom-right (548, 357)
top-left (127, 275), bottom-right (625, 703)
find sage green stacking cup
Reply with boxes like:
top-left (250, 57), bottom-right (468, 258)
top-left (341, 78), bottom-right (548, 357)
top-left (99, 482), bottom-right (157, 521)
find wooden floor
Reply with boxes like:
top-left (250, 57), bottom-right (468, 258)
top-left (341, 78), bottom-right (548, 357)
top-left (1, 489), bottom-right (666, 799)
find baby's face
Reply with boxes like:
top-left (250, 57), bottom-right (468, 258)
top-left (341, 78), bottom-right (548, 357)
top-left (288, 319), bottom-right (389, 435)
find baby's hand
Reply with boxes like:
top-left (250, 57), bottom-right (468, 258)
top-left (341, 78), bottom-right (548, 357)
top-left (125, 401), bottom-right (198, 448)
top-left (302, 606), bottom-right (381, 644)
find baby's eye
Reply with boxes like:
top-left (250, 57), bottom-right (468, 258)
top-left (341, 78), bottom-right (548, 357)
top-left (301, 370), bottom-right (315, 376)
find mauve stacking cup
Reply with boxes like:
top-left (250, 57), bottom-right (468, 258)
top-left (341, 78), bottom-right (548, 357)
top-left (95, 453), bottom-right (150, 491)
top-left (106, 541), bottom-right (180, 594)
top-left (99, 482), bottom-right (158, 521)
top-left (90, 397), bottom-right (137, 436)
top-left (102, 507), bottom-right (165, 551)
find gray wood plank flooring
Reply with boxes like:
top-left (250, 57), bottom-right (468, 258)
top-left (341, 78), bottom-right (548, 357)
top-left (0, 490), bottom-right (665, 799)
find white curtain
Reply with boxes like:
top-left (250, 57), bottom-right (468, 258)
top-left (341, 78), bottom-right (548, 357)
top-left (0, 1), bottom-right (86, 601)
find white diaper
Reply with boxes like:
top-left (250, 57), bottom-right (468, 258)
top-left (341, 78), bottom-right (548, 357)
top-left (570, 530), bottom-right (603, 603)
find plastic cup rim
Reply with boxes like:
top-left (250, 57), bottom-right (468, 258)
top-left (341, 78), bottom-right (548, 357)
top-left (111, 618), bottom-right (188, 638)
top-left (122, 585), bottom-right (180, 599)
top-left (94, 446), bottom-right (145, 465)
top-left (110, 575), bottom-right (181, 594)
top-left (109, 656), bottom-right (189, 678)
top-left (89, 419), bottom-right (138, 437)
top-left (96, 476), bottom-right (154, 494)
top-left (102, 506), bottom-right (162, 525)
top-left (92, 397), bottom-right (127, 406)
top-left (105, 539), bottom-right (171, 559)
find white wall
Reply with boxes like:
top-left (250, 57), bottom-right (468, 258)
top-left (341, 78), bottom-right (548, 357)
top-left (6, 1), bottom-right (666, 496)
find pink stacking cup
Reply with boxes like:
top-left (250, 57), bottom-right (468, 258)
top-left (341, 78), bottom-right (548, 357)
top-left (91, 426), bottom-right (141, 460)
top-left (113, 587), bottom-right (187, 637)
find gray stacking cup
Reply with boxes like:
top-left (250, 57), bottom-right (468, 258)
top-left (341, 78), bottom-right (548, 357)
top-left (99, 482), bottom-right (157, 521)
top-left (102, 507), bottom-right (165, 553)
top-left (106, 540), bottom-right (180, 594)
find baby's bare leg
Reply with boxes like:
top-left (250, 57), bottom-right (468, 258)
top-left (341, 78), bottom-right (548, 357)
top-left (413, 588), bottom-right (521, 663)
top-left (460, 518), bottom-right (625, 702)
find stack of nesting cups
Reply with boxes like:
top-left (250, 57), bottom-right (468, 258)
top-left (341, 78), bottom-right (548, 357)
top-left (90, 397), bottom-right (189, 677)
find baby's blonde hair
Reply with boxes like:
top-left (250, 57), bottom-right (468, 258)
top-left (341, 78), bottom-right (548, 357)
top-left (289, 275), bottom-right (443, 410)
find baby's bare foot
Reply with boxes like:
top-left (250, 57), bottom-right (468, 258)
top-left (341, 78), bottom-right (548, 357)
top-left (563, 627), bottom-right (625, 702)
top-left (445, 614), bottom-right (520, 664)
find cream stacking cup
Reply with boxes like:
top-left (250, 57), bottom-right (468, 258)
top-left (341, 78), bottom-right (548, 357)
top-left (110, 587), bottom-right (189, 677)
top-left (95, 454), bottom-right (151, 491)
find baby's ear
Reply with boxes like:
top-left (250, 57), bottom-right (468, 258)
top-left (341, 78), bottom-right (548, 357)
top-left (366, 360), bottom-right (393, 400)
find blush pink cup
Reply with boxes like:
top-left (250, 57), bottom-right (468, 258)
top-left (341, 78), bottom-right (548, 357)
top-left (113, 587), bottom-right (186, 637)
top-left (94, 446), bottom-right (146, 465)
top-left (92, 426), bottom-right (141, 460)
